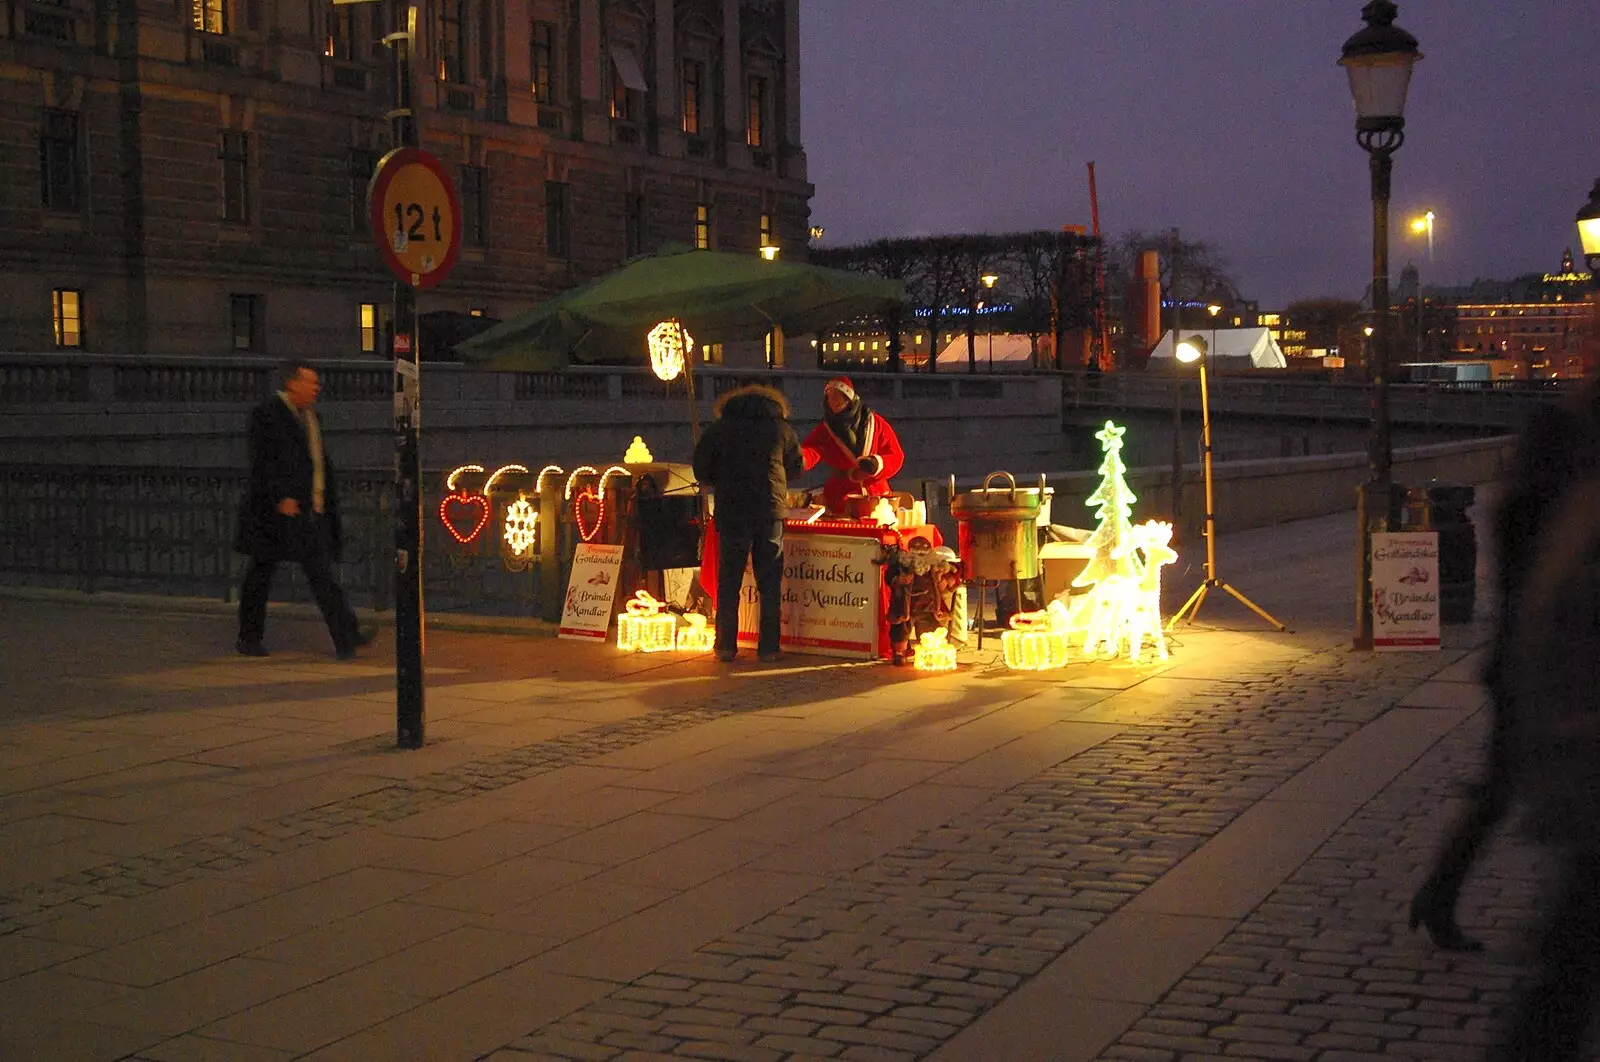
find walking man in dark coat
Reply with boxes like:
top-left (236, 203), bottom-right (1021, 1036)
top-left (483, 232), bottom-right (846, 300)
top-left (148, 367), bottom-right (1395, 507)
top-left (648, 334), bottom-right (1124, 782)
top-left (234, 359), bottom-right (372, 659)
top-left (692, 383), bottom-right (804, 663)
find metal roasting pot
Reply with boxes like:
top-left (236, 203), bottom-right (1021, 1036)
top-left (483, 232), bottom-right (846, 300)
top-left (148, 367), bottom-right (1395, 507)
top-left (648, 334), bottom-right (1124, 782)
top-left (950, 471), bottom-right (1045, 581)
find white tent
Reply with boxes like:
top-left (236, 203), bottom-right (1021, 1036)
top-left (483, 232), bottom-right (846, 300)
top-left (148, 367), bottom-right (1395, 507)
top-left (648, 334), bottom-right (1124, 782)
top-left (935, 333), bottom-right (1040, 371)
top-left (1147, 327), bottom-right (1287, 369)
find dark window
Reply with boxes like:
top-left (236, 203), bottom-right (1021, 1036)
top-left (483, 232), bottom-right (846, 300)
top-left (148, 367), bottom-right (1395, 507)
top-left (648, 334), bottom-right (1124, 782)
top-left (745, 74), bottom-right (767, 148)
top-left (39, 110), bottom-right (79, 211)
top-left (545, 180), bottom-right (570, 258)
top-left (610, 58), bottom-right (632, 120)
top-left (530, 20), bottom-right (555, 101)
top-left (52, 289), bottom-right (82, 347)
top-left (625, 192), bottom-right (644, 258)
top-left (191, 0), bottom-right (225, 34)
top-left (695, 202), bottom-right (710, 250)
top-left (460, 164), bottom-right (487, 247)
top-left (437, 0), bottom-right (465, 83)
top-left (327, 4), bottom-right (354, 59)
top-left (478, 0), bottom-right (492, 79)
top-left (681, 59), bottom-right (703, 135)
top-left (219, 131), bottom-right (250, 223)
top-left (349, 148), bottom-right (380, 235)
top-left (230, 294), bottom-right (260, 351)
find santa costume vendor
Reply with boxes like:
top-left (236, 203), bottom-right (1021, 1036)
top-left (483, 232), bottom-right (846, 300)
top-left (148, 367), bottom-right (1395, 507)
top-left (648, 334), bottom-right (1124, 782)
top-left (801, 376), bottom-right (906, 515)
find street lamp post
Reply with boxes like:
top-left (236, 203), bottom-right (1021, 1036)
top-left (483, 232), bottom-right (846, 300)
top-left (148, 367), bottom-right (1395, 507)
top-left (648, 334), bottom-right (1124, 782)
top-left (982, 273), bottom-right (998, 371)
top-left (1341, 0), bottom-right (1422, 650)
top-left (1207, 302), bottom-right (1221, 371)
top-left (1577, 179), bottom-right (1600, 271)
top-left (1408, 211), bottom-right (1434, 357)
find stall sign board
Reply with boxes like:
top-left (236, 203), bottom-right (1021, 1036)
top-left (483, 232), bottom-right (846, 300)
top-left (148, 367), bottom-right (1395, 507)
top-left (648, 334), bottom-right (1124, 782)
top-left (559, 543), bottom-right (625, 641)
top-left (367, 148), bottom-right (462, 289)
top-left (737, 532), bottom-right (881, 659)
top-left (1371, 531), bottom-right (1441, 652)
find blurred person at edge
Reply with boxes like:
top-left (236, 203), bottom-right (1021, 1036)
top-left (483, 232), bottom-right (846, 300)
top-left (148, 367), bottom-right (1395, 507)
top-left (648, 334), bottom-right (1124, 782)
top-left (1480, 376), bottom-right (1600, 1062)
top-left (800, 376), bottom-right (905, 517)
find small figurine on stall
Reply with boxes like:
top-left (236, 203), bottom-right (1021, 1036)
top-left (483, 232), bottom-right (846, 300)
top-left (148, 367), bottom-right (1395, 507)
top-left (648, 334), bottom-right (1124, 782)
top-left (886, 541), bottom-right (964, 665)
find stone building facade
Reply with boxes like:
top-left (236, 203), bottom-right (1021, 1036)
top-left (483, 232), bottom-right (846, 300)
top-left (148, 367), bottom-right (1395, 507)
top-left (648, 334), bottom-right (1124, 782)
top-left (1, 0), bottom-right (812, 358)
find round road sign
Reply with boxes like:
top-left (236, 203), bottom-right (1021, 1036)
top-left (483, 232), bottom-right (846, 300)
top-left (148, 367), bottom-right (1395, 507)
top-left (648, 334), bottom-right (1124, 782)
top-left (367, 148), bottom-right (463, 289)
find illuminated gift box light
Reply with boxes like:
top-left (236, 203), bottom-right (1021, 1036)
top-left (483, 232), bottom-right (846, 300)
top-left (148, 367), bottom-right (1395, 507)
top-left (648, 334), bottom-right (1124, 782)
top-left (617, 590), bottom-right (676, 653)
top-left (1001, 610), bottom-right (1070, 671)
top-left (675, 613), bottom-right (715, 653)
top-left (912, 628), bottom-right (957, 672)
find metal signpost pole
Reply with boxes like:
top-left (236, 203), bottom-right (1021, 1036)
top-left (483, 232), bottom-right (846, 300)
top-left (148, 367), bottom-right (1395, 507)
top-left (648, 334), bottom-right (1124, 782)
top-left (386, 9), bottom-right (424, 747)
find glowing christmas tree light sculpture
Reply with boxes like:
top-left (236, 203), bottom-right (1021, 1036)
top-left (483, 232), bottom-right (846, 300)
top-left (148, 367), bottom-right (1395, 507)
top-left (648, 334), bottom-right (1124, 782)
top-left (1069, 421), bottom-right (1179, 662)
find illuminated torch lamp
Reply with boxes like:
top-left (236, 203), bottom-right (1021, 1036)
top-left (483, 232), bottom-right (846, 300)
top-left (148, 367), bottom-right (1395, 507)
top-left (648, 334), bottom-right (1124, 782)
top-left (647, 319), bottom-right (693, 382)
top-left (617, 590), bottom-right (676, 653)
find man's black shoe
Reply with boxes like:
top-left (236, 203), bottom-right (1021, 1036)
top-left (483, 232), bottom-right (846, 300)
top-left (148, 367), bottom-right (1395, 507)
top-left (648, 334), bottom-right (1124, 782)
top-left (236, 640), bottom-right (269, 657)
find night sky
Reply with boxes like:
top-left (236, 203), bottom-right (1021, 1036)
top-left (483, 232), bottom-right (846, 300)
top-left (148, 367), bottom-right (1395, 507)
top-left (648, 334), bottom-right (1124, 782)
top-left (800, 1), bottom-right (1600, 308)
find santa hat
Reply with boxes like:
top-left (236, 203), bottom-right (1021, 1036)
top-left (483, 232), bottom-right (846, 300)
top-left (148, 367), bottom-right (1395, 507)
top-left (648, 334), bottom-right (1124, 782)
top-left (824, 376), bottom-right (857, 402)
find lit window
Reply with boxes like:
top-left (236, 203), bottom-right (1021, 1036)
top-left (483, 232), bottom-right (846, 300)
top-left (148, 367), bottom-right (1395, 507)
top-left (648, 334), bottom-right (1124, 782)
top-left (695, 203), bottom-right (710, 250)
top-left (760, 212), bottom-right (772, 251)
top-left (191, 0), bottom-right (225, 34)
top-left (872, 341), bottom-right (880, 350)
top-left (327, 4), bottom-right (354, 59)
top-left (702, 342), bottom-right (723, 365)
top-left (52, 289), bottom-right (82, 347)
top-left (359, 303), bottom-right (378, 353)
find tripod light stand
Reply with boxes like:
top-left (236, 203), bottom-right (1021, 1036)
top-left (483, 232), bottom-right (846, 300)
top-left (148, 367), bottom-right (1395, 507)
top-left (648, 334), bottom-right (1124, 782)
top-left (1167, 336), bottom-right (1289, 632)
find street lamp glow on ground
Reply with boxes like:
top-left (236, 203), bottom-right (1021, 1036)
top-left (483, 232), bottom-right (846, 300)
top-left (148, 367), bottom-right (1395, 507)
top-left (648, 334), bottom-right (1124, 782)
top-left (1167, 335), bottom-right (1288, 633)
top-left (1340, 0), bottom-right (1422, 651)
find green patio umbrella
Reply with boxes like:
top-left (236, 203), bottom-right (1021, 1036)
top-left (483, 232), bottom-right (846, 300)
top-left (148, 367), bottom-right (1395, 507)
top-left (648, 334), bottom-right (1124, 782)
top-left (454, 245), bottom-right (906, 370)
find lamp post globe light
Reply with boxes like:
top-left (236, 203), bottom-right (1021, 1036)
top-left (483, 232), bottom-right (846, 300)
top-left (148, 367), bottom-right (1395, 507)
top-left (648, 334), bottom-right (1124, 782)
top-left (1578, 179), bottom-right (1600, 271)
top-left (1340, 0), bottom-right (1422, 650)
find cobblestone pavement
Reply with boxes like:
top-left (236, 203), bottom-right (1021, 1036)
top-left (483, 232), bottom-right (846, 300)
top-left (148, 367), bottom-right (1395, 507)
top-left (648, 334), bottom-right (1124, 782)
top-left (6, 497), bottom-right (1564, 1062)
top-left (478, 632), bottom-right (1534, 1062)
top-left (0, 659), bottom-right (880, 939)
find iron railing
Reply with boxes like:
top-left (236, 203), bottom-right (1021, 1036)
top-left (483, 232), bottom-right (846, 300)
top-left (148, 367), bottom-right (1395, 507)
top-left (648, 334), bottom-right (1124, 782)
top-left (0, 465), bottom-right (570, 618)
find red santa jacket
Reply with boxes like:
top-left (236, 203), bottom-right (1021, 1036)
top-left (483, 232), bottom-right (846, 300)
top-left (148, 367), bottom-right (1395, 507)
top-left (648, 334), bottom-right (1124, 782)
top-left (801, 411), bottom-right (905, 512)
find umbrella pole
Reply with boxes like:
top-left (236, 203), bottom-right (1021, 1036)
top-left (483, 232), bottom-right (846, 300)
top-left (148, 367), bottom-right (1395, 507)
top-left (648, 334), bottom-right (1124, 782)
top-left (680, 321), bottom-right (702, 442)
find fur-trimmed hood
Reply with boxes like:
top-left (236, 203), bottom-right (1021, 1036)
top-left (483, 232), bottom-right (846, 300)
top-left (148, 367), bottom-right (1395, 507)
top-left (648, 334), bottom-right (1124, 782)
top-left (713, 383), bottom-right (790, 421)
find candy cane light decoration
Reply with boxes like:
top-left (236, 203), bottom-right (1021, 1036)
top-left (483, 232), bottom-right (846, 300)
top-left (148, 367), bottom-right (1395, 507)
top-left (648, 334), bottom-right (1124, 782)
top-left (647, 319), bottom-right (693, 382)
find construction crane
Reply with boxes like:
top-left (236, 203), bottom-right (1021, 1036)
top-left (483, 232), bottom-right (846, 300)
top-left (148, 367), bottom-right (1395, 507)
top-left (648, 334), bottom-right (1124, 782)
top-left (1087, 162), bottom-right (1114, 371)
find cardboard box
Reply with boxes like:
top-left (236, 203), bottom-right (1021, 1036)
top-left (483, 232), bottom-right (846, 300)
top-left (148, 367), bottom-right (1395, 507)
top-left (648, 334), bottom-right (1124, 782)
top-left (1040, 541), bottom-right (1095, 603)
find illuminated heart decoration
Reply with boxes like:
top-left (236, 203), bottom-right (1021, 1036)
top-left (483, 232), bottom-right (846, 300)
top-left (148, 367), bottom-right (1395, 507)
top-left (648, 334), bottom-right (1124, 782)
top-left (574, 486), bottom-right (604, 542)
top-left (440, 491), bottom-right (490, 544)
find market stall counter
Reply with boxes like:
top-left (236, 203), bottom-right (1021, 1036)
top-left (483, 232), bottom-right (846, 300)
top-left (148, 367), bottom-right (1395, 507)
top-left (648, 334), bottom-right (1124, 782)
top-left (700, 516), bottom-right (944, 660)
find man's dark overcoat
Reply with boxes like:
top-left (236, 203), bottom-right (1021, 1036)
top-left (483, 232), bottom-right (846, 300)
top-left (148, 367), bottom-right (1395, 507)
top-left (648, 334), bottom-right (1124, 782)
top-left (234, 396), bottom-right (344, 563)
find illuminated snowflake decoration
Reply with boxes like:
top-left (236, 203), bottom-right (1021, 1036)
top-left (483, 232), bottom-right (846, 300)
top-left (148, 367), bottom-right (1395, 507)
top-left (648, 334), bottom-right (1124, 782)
top-left (647, 319), bottom-right (694, 381)
top-left (502, 494), bottom-right (538, 557)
